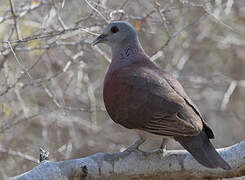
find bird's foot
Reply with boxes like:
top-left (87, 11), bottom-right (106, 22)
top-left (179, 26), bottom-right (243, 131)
top-left (138, 146), bottom-right (166, 157)
top-left (138, 138), bottom-right (168, 157)
top-left (158, 138), bottom-right (168, 156)
top-left (122, 137), bottom-right (168, 157)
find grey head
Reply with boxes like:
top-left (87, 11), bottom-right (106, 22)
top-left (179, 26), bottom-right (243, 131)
top-left (92, 21), bottom-right (140, 49)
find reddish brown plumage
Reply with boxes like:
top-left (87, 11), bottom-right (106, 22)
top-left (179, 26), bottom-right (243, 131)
top-left (104, 55), bottom-right (204, 136)
top-left (94, 21), bottom-right (231, 170)
top-left (103, 54), bottom-right (230, 170)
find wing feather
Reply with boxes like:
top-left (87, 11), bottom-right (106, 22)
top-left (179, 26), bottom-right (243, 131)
top-left (104, 58), bottom-right (205, 137)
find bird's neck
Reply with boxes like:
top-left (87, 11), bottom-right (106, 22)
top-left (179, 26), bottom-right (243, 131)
top-left (106, 38), bottom-right (147, 76)
top-left (111, 37), bottom-right (145, 63)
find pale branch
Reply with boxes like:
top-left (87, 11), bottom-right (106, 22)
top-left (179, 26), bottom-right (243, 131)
top-left (220, 80), bottom-right (237, 111)
top-left (0, 109), bottom-right (56, 134)
top-left (0, 26), bottom-right (98, 44)
top-left (0, 147), bottom-right (39, 164)
top-left (0, 1), bottom-right (42, 24)
top-left (92, 46), bottom-right (111, 63)
top-left (151, 11), bottom-right (207, 57)
top-left (0, 51), bottom-right (43, 97)
top-left (154, 2), bottom-right (170, 38)
top-left (6, 140), bottom-right (245, 180)
top-left (84, 0), bottom-right (109, 23)
top-left (8, 0), bottom-right (21, 40)
top-left (179, 0), bottom-right (236, 33)
top-left (7, 41), bottom-right (32, 79)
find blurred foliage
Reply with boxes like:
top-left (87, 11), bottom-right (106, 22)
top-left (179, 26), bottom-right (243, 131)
top-left (0, 0), bottom-right (245, 179)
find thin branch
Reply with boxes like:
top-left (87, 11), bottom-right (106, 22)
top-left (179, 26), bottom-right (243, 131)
top-left (7, 41), bottom-right (32, 79)
top-left (0, 26), bottom-right (98, 44)
top-left (203, 7), bottom-right (235, 32)
top-left (151, 11), bottom-right (207, 56)
top-left (0, 110), bottom-right (54, 133)
top-left (179, 0), bottom-right (236, 32)
top-left (8, 0), bottom-right (21, 40)
top-left (119, 0), bottom-right (129, 9)
top-left (0, 147), bottom-right (39, 164)
top-left (154, 2), bottom-right (170, 38)
top-left (0, 52), bottom-right (43, 97)
top-left (84, 0), bottom-right (109, 23)
top-left (53, 2), bottom-right (68, 30)
top-left (92, 46), bottom-right (111, 63)
top-left (220, 80), bottom-right (237, 111)
top-left (0, 1), bottom-right (42, 24)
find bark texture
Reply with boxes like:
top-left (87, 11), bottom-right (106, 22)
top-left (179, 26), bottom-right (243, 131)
top-left (6, 140), bottom-right (245, 180)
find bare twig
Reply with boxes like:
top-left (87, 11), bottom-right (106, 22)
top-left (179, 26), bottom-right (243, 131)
top-left (84, 0), bottom-right (109, 23)
top-left (92, 46), bottom-right (111, 63)
top-left (0, 1), bottom-right (42, 24)
top-left (7, 41), bottom-right (32, 79)
top-left (0, 26), bottom-right (98, 45)
top-left (152, 11), bottom-right (207, 56)
top-left (0, 53), bottom-right (43, 97)
top-left (0, 110), bottom-right (54, 133)
top-left (203, 7), bottom-right (234, 32)
top-left (179, 0), bottom-right (236, 32)
top-left (119, 0), bottom-right (129, 9)
top-left (154, 2), bottom-right (170, 38)
top-left (8, 0), bottom-right (21, 40)
top-left (53, 2), bottom-right (68, 30)
top-left (0, 147), bottom-right (39, 164)
top-left (221, 80), bottom-right (237, 111)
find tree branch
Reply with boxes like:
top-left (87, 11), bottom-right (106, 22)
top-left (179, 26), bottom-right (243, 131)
top-left (6, 140), bottom-right (245, 180)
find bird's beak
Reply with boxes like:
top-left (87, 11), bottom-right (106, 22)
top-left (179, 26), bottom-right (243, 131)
top-left (91, 33), bottom-right (107, 46)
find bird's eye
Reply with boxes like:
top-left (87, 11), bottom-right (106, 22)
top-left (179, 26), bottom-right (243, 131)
top-left (111, 26), bottom-right (119, 33)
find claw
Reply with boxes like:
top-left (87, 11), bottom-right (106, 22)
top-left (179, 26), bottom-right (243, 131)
top-left (122, 137), bottom-right (168, 157)
top-left (139, 138), bottom-right (168, 157)
top-left (160, 138), bottom-right (168, 151)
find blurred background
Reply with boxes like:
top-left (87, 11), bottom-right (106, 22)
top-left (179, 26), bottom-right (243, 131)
top-left (0, 0), bottom-right (245, 178)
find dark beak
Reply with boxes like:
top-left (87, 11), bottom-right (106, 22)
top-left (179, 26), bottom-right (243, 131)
top-left (91, 33), bottom-right (107, 46)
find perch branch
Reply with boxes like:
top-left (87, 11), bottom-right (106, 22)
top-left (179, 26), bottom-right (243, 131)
top-left (5, 140), bottom-right (245, 180)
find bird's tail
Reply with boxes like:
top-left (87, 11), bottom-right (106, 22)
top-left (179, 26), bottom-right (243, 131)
top-left (175, 131), bottom-right (231, 170)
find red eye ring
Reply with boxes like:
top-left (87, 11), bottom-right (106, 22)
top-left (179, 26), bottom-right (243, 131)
top-left (111, 26), bottom-right (119, 33)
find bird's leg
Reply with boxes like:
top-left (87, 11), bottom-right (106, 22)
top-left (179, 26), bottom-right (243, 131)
top-left (122, 137), bottom-right (168, 157)
top-left (123, 138), bottom-right (146, 153)
top-left (138, 138), bottom-right (168, 157)
top-left (159, 138), bottom-right (168, 152)
top-left (116, 138), bottom-right (146, 159)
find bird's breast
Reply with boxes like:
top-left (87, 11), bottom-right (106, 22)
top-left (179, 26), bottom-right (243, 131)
top-left (103, 74), bottom-right (133, 128)
top-left (103, 70), bottom-right (152, 129)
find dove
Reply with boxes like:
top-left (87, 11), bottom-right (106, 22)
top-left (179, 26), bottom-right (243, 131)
top-left (92, 21), bottom-right (231, 170)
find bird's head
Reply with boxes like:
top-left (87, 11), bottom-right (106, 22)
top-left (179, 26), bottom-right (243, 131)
top-left (92, 21), bottom-right (137, 47)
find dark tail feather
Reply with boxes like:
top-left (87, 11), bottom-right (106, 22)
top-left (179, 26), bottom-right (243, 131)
top-left (175, 131), bottom-right (231, 170)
